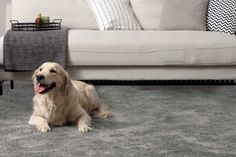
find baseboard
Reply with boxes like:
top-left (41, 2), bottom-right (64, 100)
top-left (82, 80), bottom-right (236, 85)
top-left (0, 80), bottom-right (235, 96)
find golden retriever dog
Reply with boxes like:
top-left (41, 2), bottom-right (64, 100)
top-left (28, 62), bottom-right (111, 132)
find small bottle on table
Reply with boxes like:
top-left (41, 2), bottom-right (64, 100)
top-left (35, 13), bottom-right (42, 28)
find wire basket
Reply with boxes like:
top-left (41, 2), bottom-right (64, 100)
top-left (10, 19), bottom-right (62, 31)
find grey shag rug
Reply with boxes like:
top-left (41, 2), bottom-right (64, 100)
top-left (0, 81), bottom-right (236, 157)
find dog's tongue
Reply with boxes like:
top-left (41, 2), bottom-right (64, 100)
top-left (35, 85), bottom-right (46, 94)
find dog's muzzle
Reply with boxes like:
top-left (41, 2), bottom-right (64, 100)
top-left (36, 75), bottom-right (45, 83)
top-left (34, 76), bottom-right (56, 94)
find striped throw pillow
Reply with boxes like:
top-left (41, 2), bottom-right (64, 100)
top-left (87, 0), bottom-right (141, 30)
top-left (207, 0), bottom-right (236, 35)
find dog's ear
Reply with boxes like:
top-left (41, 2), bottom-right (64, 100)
top-left (32, 69), bottom-right (38, 80)
top-left (63, 71), bottom-right (72, 95)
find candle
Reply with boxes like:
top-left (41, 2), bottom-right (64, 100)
top-left (41, 16), bottom-right (50, 27)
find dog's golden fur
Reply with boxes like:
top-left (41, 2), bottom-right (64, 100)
top-left (28, 62), bottom-right (111, 132)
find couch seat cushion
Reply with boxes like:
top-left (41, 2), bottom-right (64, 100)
top-left (1, 31), bottom-right (236, 67)
top-left (68, 30), bottom-right (236, 66)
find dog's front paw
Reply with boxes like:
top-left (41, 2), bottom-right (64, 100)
top-left (37, 124), bottom-right (51, 132)
top-left (78, 124), bottom-right (92, 132)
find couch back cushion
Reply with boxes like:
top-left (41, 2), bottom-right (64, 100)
top-left (159, 0), bottom-right (209, 30)
top-left (130, 0), bottom-right (162, 30)
top-left (11, 0), bottom-right (98, 29)
top-left (131, 0), bottom-right (209, 30)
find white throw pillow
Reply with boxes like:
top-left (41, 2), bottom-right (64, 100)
top-left (87, 0), bottom-right (141, 30)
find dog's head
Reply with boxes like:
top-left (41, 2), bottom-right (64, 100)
top-left (32, 62), bottom-right (70, 94)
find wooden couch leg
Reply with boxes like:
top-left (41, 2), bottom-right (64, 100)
top-left (0, 81), bottom-right (3, 96)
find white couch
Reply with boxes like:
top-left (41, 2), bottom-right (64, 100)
top-left (1, 0), bottom-right (236, 81)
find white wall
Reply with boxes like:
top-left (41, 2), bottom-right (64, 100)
top-left (0, 0), bottom-right (11, 36)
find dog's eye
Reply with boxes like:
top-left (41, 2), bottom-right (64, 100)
top-left (50, 69), bottom-right (57, 73)
top-left (39, 68), bottom-right (42, 72)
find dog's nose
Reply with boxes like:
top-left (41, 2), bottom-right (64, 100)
top-left (36, 75), bottom-right (45, 82)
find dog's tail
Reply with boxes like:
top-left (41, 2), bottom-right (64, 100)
top-left (97, 103), bottom-right (112, 119)
top-left (85, 85), bottom-right (112, 119)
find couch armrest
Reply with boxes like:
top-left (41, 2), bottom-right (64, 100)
top-left (5, 4), bottom-right (11, 32)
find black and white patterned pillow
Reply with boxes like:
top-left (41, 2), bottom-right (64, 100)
top-left (207, 0), bottom-right (236, 35)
